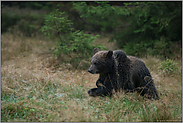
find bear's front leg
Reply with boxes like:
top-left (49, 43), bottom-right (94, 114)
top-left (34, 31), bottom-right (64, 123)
top-left (96, 74), bottom-right (106, 87)
top-left (88, 86), bottom-right (112, 97)
top-left (96, 79), bottom-right (105, 87)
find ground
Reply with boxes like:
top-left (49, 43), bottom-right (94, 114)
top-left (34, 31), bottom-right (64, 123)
top-left (1, 32), bottom-right (182, 122)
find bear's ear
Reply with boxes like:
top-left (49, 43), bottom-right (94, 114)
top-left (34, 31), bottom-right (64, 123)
top-left (94, 48), bottom-right (99, 55)
top-left (106, 50), bottom-right (113, 58)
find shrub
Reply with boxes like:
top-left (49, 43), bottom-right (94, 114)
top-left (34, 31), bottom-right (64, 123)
top-left (158, 59), bottom-right (178, 75)
top-left (40, 9), bottom-right (104, 65)
top-left (124, 36), bottom-right (173, 57)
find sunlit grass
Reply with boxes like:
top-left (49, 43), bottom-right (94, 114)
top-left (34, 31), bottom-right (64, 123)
top-left (1, 32), bottom-right (182, 122)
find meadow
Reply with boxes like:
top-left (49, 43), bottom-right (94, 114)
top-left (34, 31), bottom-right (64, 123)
top-left (1, 32), bottom-right (182, 122)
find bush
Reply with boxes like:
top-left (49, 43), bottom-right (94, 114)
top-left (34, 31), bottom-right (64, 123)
top-left (40, 9), bottom-right (104, 65)
top-left (124, 36), bottom-right (173, 57)
top-left (158, 59), bottom-right (178, 75)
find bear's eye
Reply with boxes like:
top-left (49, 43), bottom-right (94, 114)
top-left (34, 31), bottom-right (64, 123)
top-left (94, 62), bottom-right (97, 65)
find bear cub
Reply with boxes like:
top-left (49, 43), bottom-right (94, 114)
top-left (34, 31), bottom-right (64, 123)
top-left (88, 48), bottom-right (159, 99)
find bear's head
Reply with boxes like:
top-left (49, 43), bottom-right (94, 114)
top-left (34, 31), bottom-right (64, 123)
top-left (88, 48), bottom-right (114, 74)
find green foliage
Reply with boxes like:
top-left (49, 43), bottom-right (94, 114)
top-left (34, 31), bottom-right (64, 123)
top-left (116, 2), bottom-right (181, 44)
top-left (73, 2), bottom-right (129, 32)
top-left (158, 59), bottom-right (178, 75)
top-left (1, 10), bottom-right (45, 36)
top-left (123, 41), bottom-right (152, 56)
top-left (1, 12), bottom-right (21, 33)
top-left (150, 37), bottom-right (172, 57)
top-left (124, 36), bottom-right (172, 56)
top-left (41, 10), bottom-right (74, 39)
top-left (16, 16), bottom-right (43, 36)
top-left (73, 2), bottom-right (182, 57)
top-left (40, 9), bottom-right (102, 63)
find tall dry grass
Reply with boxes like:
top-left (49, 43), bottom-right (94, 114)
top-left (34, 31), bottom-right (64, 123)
top-left (1, 32), bottom-right (182, 122)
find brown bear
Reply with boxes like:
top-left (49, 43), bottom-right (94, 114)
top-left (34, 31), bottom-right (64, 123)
top-left (88, 48), bottom-right (159, 99)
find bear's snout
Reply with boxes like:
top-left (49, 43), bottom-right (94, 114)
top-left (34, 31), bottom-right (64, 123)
top-left (88, 66), bottom-right (99, 74)
top-left (88, 69), bottom-right (92, 73)
top-left (88, 64), bottom-right (96, 74)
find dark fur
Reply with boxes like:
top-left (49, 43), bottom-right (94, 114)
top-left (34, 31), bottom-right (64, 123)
top-left (88, 48), bottom-right (159, 99)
